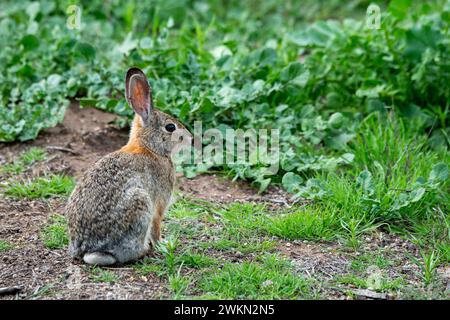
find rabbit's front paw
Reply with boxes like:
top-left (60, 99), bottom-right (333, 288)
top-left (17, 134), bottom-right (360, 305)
top-left (150, 235), bottom-right (162, 247)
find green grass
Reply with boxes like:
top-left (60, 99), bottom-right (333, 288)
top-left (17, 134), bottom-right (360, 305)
top-left (0, 240), bottom-right (14, 251)
top-left (281, 115), bottom-right (450, 255)
top-left (267, 206), bottom-right (339, 241)
top-left (335, 252), bottom-right (406, 293)
top-left (26, 283), bottom-right (56, 299)
top-left (199, 254), bottom-right (313, 299)
top-left (407, 208), bottom-right (450, 262)
top-left (1, 163), bottom-right (26, 175)
top-left (336, 274), bottom-right (368, 289)
top-left (168, 268), bottom-right (191, 299)
top-left (133, 260), bottom-right (167, 277)
top-left (137, 239), bottom-right (218, 278)
top-left (336, 273), bottom-right (405, 293)
top-left (89, 267), bottom-right (120, 283)
top-left (159, 197), bottom-right (448, 298)
top-left (41, 214), bottom-right (69, 249)
top-left (411, 250), bottom-right (441, 286)
top-left (217, 203), bottom-right (268, 239)
top-left (350, 253), bottom-right (393, 272)
top-left (109, 196), bottom-right (450, 298)
top-left (20, 147), bottom-right (46, 166)
top-left (167, 198), bottom-right (212, 220)
top-left (177, 251), bottom-right (218, 269)
top-left (0, 147), bottom-right (46, 175)
top-left (211, 201), bottom-right (374, 246)
top-left (3, 175), bottom-right (75, 199)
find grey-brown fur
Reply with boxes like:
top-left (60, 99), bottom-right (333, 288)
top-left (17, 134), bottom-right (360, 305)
top-left (65, 67), bottom-right (191, 265)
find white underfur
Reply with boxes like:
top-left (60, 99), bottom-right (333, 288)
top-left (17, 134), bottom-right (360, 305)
top-left (83, 252), bottom-right (116, 266)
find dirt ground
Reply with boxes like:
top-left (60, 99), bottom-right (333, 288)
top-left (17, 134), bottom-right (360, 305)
top-left (0, 104), bottom-right (448, 300)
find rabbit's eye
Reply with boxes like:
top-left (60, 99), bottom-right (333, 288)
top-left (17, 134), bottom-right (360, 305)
top-left (165, 123), bottom-right (176, 132)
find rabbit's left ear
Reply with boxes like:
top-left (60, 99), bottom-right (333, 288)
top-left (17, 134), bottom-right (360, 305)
top-left (125, 67), bottom-right (153, 125)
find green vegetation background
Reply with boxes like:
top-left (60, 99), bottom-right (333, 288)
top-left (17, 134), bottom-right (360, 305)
top-left (0, 1), bottom-right (449, 268)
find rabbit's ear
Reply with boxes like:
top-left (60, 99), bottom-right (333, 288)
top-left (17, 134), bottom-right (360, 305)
top-left (125, 67), bottom-right (153, 125)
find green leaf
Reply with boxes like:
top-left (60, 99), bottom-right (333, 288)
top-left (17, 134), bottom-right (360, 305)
top-left (117, 33), bottom-right (138, 55)
top-left (405, 26), bottom-right (442, 61)
top-left (289, 20), bottom-right (341, 47)
top-left (21, 35), bottom-right (40, 51)
top-left (429, 163), bottom-right (449, 183)
top-left (328, 112), bottom-right (344, 129)
top-left (325, 133), bottom-right (355, 150)
top-left (75, 42), bottom-right (96, 61)
top-left (356, 170), bottom-right (375, 196)
top-left (47, 74), bottom-right (62, 89)
top-left (139, 37), bottom-right (153, 50)
top-left (410, 188), bottom-right (426, 203)
top-left (294, 178), bottom-right (328, 200)
top-left (257, 178), bottom-right (271, 193)
top-left (388, 0), bottom-right (412, 20)
top-left (282, 172), bottom-right (303, 193)
top-left (79, 98), bottom-right (98, 107)
top-left (26, 1), bottom-right (40, 20)
top-left (281, 62), bottom-right (304, 82)
top-left (356, 85), bottom-right (385, 99)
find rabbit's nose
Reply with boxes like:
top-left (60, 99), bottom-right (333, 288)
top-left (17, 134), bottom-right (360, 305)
top-left (172, 129), bottom-right (193, 147)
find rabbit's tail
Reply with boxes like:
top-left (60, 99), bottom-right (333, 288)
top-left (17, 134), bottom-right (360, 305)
top-left (83, 252), bottom-right (116, 266)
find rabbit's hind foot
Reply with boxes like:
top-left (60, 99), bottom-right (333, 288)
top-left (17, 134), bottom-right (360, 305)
top-left (83, 252), bottom-right (117, 266)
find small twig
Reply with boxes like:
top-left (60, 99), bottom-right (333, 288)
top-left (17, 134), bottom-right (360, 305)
top-left (0, 286), bottom-right (23, 295)
top-left (46, 146), bottom-right (79, 155)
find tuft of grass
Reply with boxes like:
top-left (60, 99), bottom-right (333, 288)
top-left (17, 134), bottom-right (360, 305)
top-left (220, 203), bottom-right (267, 230)
top-left (336, 273), bottom-right (404, 292)
top-left (168, 266), bottom-right (191, 299)
top-left (20, 147), bottom-right (46, 166)
top-left (407, 206), bottom-right (449, 264)
top-left (340, 217), bottom-right (380, 250)
top-left (411, 250), bottom-right (441, 286)
top-left (288, 115), bottom-right (450, 253)
top-left (217, 202), bottom-right (342, 242)
top-left (3, 175), bottom-right (75, 199)
top-left (336, 274), bottom-right (368, 289)
top-left (267, 206), bottom-right (338, 241)
top-left (26, 283), bottom-right (56, 299)
top-left (0, 240), bottom-right (14, 251)
top-left (133, 260), bottom-right (166, 277)
top-left (167, 198), bottom-right (211, 219)
top-left (199, 254), bottom-right (313, 299)
top-left (41, 215), bottom-right (69, 249)
top-left (89, 267), bottom-right (120, 283)
top-left (155, 236), bottom-right (181, 275)
top-left (348, 115), bottom-right (449, 223)
top-left (177, 251), bottom-right (218, 269)
top-left (350, 253), bottom-right (393, 272)
top-left (1, 163), bottom-right (25, 175)
top-left (0, 147), bottom-right (46, 175)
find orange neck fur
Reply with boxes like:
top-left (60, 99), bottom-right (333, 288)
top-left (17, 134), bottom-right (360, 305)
top-left (120, 116), bottom-right (156, 157)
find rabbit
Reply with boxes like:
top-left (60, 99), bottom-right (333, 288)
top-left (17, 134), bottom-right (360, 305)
top-left (66, 67), bottom-right (192, 266)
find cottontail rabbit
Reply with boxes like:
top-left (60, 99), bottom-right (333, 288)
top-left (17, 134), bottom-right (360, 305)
top-left (66, 67), bottom-right (192, 266)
